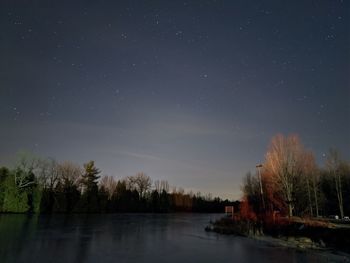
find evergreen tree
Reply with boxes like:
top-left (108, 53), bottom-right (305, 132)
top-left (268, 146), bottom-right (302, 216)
top-left (81, 161), bottom-right (100, 193)
top-left (78, 161), bottom-right (101, 213)
top-left (0, 167), bottom-right (10, 211)
top-left (2, 173), bottom-right (29, 213)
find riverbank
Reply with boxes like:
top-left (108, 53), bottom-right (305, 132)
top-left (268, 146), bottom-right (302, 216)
top-left (206, 216), bottom-right (350, 254)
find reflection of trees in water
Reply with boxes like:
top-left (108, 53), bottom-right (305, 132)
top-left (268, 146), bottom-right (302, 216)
top-left (74, 215), bottom-right (92, 263)
top-left (0, 214), bottom-right (171, 262)
top-left (37, 215), bottom-right (92, 263)
top-left (0, 214), bottom-right (38, 260)
top-left (0, 214), bottom-right (347, 262)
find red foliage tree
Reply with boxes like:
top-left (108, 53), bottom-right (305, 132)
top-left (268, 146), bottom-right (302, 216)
top-left (239, 196), bottom-right (257, 221)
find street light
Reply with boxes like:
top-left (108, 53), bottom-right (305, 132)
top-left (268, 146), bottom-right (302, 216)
top-left (256, 164), bottom-right (265, 211)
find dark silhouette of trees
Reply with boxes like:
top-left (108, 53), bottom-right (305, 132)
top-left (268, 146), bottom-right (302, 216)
top-left (149, 180), bottom-right (171, 212)
top-left (127, 172), bottom-right (152, 199)
top-left (0, 167), bottom-right (9, 210)
top-left (51, 161), bottom-right (82, 213)
top-left (77, 161), bottom-right (101, 213)
top-left (0, 155), bottom-right (229, 214)
top-left (81, 161), bottom-right (100, 193)
top-left (38, 158), bottom-right (59, 213)
top-left (242, 172), bottom-right (260, 215)
top-left (99, 175), bottom-right (117, 200)
top-left (1, 133), bottom-right (348, 218)
top-left (37, 158), bottom-right (59, 190)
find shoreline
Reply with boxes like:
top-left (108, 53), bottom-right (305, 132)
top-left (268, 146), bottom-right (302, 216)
top-left (206, 216), bottom-right (350, 255)
top-left (251, 235), bottom-right (350, 262)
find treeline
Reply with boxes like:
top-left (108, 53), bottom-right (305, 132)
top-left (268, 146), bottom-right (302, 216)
top-left (242, 134), bottom-right (350, 219)
top-left (0, 155), bottom-right (233, 214)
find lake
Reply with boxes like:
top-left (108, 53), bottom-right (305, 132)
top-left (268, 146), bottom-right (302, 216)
top-left (0, 214), bottom-right (348, 263)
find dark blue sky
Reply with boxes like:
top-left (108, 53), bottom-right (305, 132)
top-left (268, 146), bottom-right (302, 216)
top-left (1, 0), bottom-right (349, 199)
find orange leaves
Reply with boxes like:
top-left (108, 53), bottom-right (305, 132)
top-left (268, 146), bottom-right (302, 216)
top-left (240, 197), bottom-right (257, 221)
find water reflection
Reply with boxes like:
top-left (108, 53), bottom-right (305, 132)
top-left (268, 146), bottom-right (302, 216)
top-left (0, 214), bottom-right (348, 263)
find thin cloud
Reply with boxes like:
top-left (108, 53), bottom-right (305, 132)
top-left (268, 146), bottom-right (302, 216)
top-left (118, 151), bottom-right (163, 161)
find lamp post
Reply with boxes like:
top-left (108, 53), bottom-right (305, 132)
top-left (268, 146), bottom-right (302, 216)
top-left (256, 164), bottom-right (265, 211)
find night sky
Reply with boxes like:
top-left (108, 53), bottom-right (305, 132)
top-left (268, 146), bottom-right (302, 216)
top-left (1, 1), bottom-right (349, 199)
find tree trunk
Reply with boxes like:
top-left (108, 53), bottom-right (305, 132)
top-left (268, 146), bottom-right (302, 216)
top-left (335, 174), bottom-right (344, 218)
top-left (286, 188), bottom-right (293, 217)
top-left (288, 203), bottom-right (293, 217)
top-left (312, 178), bottom-right (319, 217)
top-left (306, 178), bottom-right (313, 217)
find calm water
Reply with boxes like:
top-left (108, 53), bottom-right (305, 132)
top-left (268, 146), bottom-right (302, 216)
top-left (0, 213), bottom-right (348, 263)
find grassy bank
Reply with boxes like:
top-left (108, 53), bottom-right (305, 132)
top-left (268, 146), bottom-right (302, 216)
top-left (206, 216), bottom-right (350, 253)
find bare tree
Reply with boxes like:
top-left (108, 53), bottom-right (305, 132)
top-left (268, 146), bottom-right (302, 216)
top-left (135, 172), bottom-right (152, 198)
top-left (154, 179), bottom-right (169, 193)
top-left (303, 151), bottom-right (318, 217)
top-left (127, 172), bottom-right (152, 198)
top-left (160, 180), bottom-right (169, 193)
top-left (311, 168), bottom-right (321, 217)
top-left (264, 134), bottom-right (305, 217)
top-left (99, 175), bottom-right (117, 200)
top-left (126, 176), bottom-right (136, 191)
top-left (38, 158), bottom-right (59, 190)
top-left (326, 149), bottom-right (344, 219)
top-left (57, 161), bottom-right (82, 189)
top-left (205, 193), bottom-right (213, 201)
top-left (154, 180), bottom-right (161, 193)
top-left (241, 171), bottom-right (261, 214)
top-left (14, 152), bottom-right (39, 189)
top-left (242, 171), bottom-right (259, 199)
